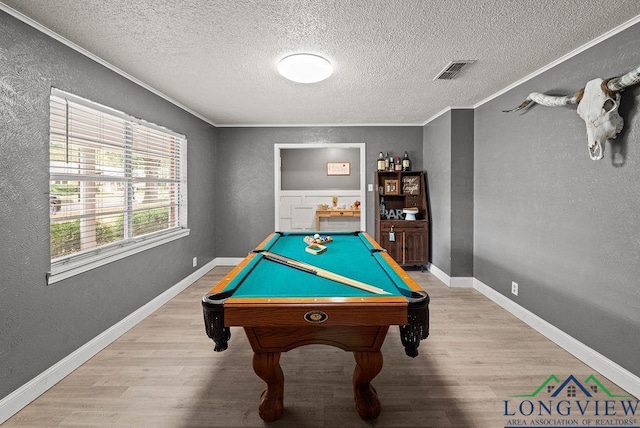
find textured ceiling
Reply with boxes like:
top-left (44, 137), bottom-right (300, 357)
top-left (3, 0), bottom-right (640, 126)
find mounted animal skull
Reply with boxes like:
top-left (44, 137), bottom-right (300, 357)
top-left (504, 65), bottom-right (640, 160)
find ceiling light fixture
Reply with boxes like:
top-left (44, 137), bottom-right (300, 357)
top-left (277, 53), bottom-right (333, 83)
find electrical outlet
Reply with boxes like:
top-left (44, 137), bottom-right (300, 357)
top-left (511, 281), bottom-right (518, 296)
top-left (368, 183), bottom-right (373, 191)
top-left (193, 257), bottom-right (198, 267)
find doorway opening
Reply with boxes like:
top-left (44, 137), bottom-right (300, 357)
top-left (274, 143), bottom-right (366, 232)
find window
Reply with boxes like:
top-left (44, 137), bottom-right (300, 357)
top-left (48, 88), bottom-right (188, 284)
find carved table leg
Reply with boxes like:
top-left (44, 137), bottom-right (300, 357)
top-left (352, 351), bottom-right (383, 419)
top-left (252, 352), bottom-right (284, 422)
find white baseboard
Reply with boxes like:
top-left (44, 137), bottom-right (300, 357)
top-left (215, 257), bottom-right (243, 266)
top-left (427, 263), bottom-right (473, 288)
top-left (473, 278), bottom-right (640, 399)
top-left (0, 258), bottom-right (220, 425)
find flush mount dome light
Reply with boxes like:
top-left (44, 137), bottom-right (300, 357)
top-left (277, 53), bottom-right (333, 83)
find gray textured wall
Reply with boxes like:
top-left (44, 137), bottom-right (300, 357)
top-left (424, 112), bottom-right (452, 273)
top-left (475, 23), bottom-right (640, 376)
top-left (450, 109), bottom-right (474, 277)
top-left (216, 126), bottom-right (423, 256)
top-left (0, 11), bottom-right (217, 399)
top-left (281, 147), bottom-right (360, 190)
top-left (423, 109), bottom-right (474, 277)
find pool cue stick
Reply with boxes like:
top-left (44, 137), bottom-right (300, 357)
top-left (261, 251), bottom-right (391, 295)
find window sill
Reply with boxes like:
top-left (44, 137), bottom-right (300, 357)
top-left (47, 228), bottom-right (190, 285)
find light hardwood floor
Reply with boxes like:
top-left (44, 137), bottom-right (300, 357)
top-left (4, 268), bottom-right (635, 427)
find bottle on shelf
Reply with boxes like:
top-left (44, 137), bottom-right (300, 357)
top-left (384, 152), bottom-right (390, 171)
top-left (389, 155), bottom-right (395, 171)
top-left (402, 151), bottom-right (411, 171)
top-left (377, 152), bottom-right (385, 171)
top-left (395, 155), bottom-right (402, 171)
top-left (379, 196), bottom-right (386, 217)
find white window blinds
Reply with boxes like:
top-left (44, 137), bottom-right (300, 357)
top-left (49, 89), bottom-right (188, 283)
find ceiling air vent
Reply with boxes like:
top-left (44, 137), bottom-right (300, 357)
top-left (434, 60), bottom-right (476, 80)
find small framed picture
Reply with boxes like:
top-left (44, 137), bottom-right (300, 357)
top-left (327, 162), bottom-right (350, 176)
top-left (384, 179), bottom-right (399, 195)
top-left (402, 176), bottom-right (421, 195)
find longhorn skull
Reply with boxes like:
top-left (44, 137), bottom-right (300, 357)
top-left (503, 65), bottom-right (640, 160)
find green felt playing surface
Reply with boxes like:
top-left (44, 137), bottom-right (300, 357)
top-left (223, 232), bottom-right (413, 298)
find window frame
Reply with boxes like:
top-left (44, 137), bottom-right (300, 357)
top-left (47, 88), bottom-right (189, 284)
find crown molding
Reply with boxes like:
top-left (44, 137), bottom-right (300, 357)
top-left (473, 14), bottom-right (640, 111)
top-left (0, 3), bottom-right (217, 127)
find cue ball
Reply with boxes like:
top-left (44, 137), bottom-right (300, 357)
top-left (314, 233), bottom-right (320, 239)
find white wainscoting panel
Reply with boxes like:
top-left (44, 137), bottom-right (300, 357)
top-left (278, 190), bottom-right (362, 231)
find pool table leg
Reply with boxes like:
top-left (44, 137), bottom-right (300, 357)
top-left (352, 351), bottom-right (383, 419)
top-left (253, 352), bottom-right (284, 422)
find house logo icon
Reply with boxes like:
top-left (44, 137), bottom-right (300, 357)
top-left (503, 374), bottom-right (638, 428)
top-left (511, 374), bottom-right (632, 399)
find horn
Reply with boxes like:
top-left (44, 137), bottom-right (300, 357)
top-left (503, 90), bottom-right (582, 113)
top-left (605, 65), bottom-right (640, 92)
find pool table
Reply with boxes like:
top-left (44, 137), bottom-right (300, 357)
top-left (202, 231), bottom-right (429, 421)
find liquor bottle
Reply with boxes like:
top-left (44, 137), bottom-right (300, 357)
top-left (377, 152), bottom-right (385, 171)
top-left (389, 156), bottom-right (395, 171)
top-left (402, 151), bottom-right (411, 171)
top-left (384, 152), bottom-right (390, 171)
top-left (395, 155), bottom-right (402, 171)
top-left (379, 196), bottom-right (386, 218)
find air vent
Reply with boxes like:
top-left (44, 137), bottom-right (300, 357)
top-left (434, 60), bottom-right (476, 80)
